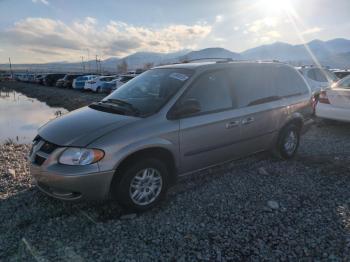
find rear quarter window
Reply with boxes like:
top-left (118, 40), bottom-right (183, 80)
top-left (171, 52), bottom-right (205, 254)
top-left (307, 68), bottom-right (327, 82)
top-left (229, 64), bottom-right (309, 108)
top-left (275, 66), bottom-right (309, 97)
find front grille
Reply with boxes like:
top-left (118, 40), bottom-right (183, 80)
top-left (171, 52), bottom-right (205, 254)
top-left (40, 141), bottom-right (58, 154)
top-left (30, 136), bottom-right (60, 166)
top-left (34, 155), bottom-right (46, 165)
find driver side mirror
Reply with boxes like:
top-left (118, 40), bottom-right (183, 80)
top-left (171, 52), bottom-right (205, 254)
top-left (168, 99), bottom-right (201, 119)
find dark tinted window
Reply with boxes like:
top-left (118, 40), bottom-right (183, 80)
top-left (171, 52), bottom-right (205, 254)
top-left (307, 68), bottom-right (327, 82)
top-left (101, 77), bottom-right (115, 82)
top-left (275, 65), bottom-right (309, 97)
top-left (229, 64), bottom-right (308, 108)
top-left (181, 70), bottom-right (233, 113)
top-left (229, 64), bottom-right (279, 108)
top-left (67, 75), bottom-right (81, 80)
top-left (120, 76), bottom-right (135, 83)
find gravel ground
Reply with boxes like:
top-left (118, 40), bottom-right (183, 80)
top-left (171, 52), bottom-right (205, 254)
top-left (1, 81), bottom-right (350, 260)
top-left (1, 123), bottom-right (350, 261)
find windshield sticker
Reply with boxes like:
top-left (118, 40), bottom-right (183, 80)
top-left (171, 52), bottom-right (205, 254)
top-left (169, 72), bottom-right (189, 81)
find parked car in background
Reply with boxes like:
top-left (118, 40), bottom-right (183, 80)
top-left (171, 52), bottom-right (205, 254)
top-left (55, 77), bottom-right (65, 88)
top-left (22, 74), bottom-right (35, 82)
top-left (112, 74), bottom-right (135, 91)
top-left (29, 61), bottom-right (313, 211)
top-left (35, 74), bottom-right (46, 85)
top-left (332, 69), bottom-right (350, 79)
top-left (0, 73), bottom-right (12, 81)
top-left (316, 75), bottom-right (350, 122)
top-left (72, 75), bottom-right (97, 90)
top-left (84, 75), bottom-right (117, 92)
top-left (32, 74), bottom-right (43, 84)
top-left (43, 74), bottom-right (66, 86)
top-left (297, 66), bottom-right (338, 94)
top-left (28, 74), bottom-right (40, 83)
top-left (100, 78), bottom-right (119, 93)
top-left (56, 74), bottom-right (84, 88)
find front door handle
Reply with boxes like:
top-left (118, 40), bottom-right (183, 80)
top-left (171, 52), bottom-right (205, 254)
top-left (226, 120), bottom-right (240, 129)
top-left (242, 117), bottom-right (255, 125)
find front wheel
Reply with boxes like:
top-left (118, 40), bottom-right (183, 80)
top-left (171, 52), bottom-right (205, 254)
top-left (111, 158), bottom-right (169, 211)
top-left (274, 124), bottom-right (300, 159)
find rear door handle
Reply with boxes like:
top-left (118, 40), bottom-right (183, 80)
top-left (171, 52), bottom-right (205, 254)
top-left (226, 120), bottom-right (240, 129)
top-left (242, 117), bottom-right (255, 125)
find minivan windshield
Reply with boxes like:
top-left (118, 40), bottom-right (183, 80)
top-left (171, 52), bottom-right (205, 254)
top-left (102, 68), bottom-right (193, 116)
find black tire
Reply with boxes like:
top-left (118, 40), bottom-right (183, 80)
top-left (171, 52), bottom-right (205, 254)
top-left (111, 158), bottom-right (169, 211)
top-left (274, 124), bottom-right (300, 159)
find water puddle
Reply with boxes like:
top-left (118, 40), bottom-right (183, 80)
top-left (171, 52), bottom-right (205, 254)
top-left (0, 89), bottom-right (67, 144)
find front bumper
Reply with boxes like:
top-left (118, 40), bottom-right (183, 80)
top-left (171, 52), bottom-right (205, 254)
top-left (30, 163), bottom-right (115, 201)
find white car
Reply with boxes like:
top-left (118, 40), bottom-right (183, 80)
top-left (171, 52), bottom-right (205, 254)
top-left (316, 75), bottom-right (350, 122)
top-left (112, 74), bottom-right (135, 91)
top-left (84, 76), bottom-right (117, 92)
top-left (72, 75), bottom-right (98, 90)
top-left (297, 66), bottom-right (338, 94)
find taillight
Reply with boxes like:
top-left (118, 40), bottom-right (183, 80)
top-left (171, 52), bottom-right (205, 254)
top-left (318, 91), bottom-right (330, 104)
top-left (311, 96), bottom-right (317, 112)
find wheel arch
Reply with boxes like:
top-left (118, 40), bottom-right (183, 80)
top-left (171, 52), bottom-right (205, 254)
top-left (113, 146), bottom-right (178, 186)
top-left (281, 113), bottom-right (304, 132)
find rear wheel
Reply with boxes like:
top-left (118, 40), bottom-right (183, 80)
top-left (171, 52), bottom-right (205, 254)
top-left (274, 124), bottom-right (300, 159)
top-left (111, 158), bottom-right (169, 211)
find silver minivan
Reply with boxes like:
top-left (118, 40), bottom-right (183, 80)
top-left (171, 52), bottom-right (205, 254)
top-left (29, 61), bottom-right (313, 211)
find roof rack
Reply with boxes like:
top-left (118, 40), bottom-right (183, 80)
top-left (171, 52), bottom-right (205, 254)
top-left (182, 57), bottom-right (234, 63)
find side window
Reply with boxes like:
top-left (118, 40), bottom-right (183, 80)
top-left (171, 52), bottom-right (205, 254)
top-left (229, 64), bottom-right (279, 108)
top-left (276, 66), bottom-right (309, 97)
top-left (314, 69), bottom-right (327, 82)
top-left (181, 70), bottom-right (233, 114)
top-left (307, 69), bottom-right (316, 81)
top-left (307, 69), bottom-right (327, 82)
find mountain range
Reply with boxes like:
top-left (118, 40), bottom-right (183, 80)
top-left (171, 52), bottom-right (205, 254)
top-left (2, 38), bottom-right (350, 72)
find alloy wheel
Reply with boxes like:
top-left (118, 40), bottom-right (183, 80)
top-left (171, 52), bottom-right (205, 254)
top-left (284, 130), bottom-right (298, 155)
top-left (129, 168), bottom-right (163, 206)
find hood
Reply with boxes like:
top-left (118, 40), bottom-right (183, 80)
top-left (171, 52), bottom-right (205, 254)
top-left (38, 106), bottom-right (138, 147)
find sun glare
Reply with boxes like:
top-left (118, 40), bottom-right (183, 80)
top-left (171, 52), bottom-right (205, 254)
top-left (260, 0), bottom-right (292, 13)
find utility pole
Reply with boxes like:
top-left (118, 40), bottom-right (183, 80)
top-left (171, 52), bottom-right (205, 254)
top-left (8, 57), bottom-right (13, 78)
top-left (81, 56), bottom-right (85, 73)
top-left (87, 49), bottom-right (90, 73)
top-left (95, 55), bottom-right (98, 74)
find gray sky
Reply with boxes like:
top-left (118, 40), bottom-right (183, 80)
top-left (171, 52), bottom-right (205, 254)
top-left (0, 0), bottom-right (349, 63)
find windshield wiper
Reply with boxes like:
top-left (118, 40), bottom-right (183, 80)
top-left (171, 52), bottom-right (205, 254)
top-left (89, 103), bottom-right (126, 115)
top-left (102, 99), bottom-right (140, 116)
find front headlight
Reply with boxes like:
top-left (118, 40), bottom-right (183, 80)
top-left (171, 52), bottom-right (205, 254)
top-left (58, 148), bottom-right (104, 165)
